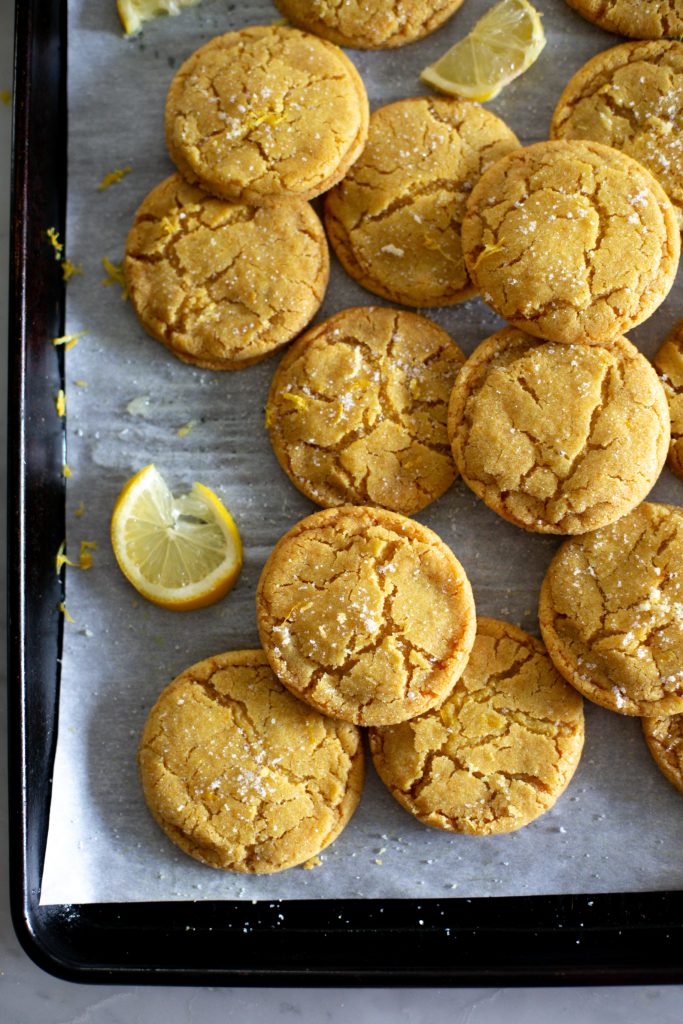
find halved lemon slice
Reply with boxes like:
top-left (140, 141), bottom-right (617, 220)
top-left (111, 464), bottom-right (242, 611)
top-left (117, 0), bottom-right (202, 37)
top-left (420, 0), bottom-right (545, 102)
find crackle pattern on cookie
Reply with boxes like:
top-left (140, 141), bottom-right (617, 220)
top-left (369, 618), bottom-right (584, 836)
top-left (462, 140), bottom-right (680, 345)
top-left (165, 25), bottom-right (369, 204)
top-left (267, 307), bottom-right (464, 515)
top-left (124, 175), bottom-right (328, 370)
top-left (273, 0), bottom-right (464, 49)
top-left (324, 98), bottom-right (520, 307)
top-left (551, 41), bottom-right (683, 228)
top-left (643, 713), bottom-right (683, 795)
top-left (448, 328), bottom-right (669, 534)
top-left (565, 0), bottom-right (683, 39)
top-left (256, 506), bottom-right (476, 726)
top-left (138, 650), bottom-right (364, 873)
top-left (539, 503), bottom-right (683, 717)
top-left (654, 318), bottom-right (683, 480)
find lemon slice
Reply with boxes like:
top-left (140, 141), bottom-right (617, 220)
top-left (111, 465), bottom-right (242, 611)
top-left (117, 0), bottom-right (202, 36)
top-left (420, 0), bottom-right (545, 102)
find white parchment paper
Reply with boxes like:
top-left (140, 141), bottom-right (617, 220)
top-left (40, 0), bottom-right (683, 904)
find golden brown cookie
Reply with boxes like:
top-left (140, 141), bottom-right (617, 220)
top-left (138, 649), bottom-right (364, 873)
top-left (256, 505), bottom-right (476, 726)
top-left (539, 503), bottom-right (683, 717)
top-left (369, 618), bottom-right (585, 836)
top-left (461, 139), bottom-right (680, 345)
top-left (564, 0), bottom-right (683, 39)
top-left (124, 174), bottom-right (329, 370)
top-left (643, 714), bottom-right (683, 795)
top-left (653, 317), bottom-right (683, 480)
top-left (266, 307), bottom-right (464, 515)
top-left (324, 97), bottom-right (520, 307)
top-left (448, 328), bottom-right (669, 534)
top-left (273, 0), bottom-right (465, 49)
top-left (165, 25), bottom-right (369, 205)
top-left (550, 41), bottom-right (683, 229)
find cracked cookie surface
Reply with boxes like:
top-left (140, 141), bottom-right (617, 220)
top-left (273, 0), bottom-right (465, 49)
top-left (461, 139), bottom-right (680, 345)
top-left (256, 505), bottom-right (476, 726)
top-left (653, 317), bottom-right (683, 480)
top-left (643, 713), bottom-right (683, 795)
top-left (165, 25), bottom-right (369, 205)
top-left (124, 174), bottom-right (329, 370)
top-left (138, 649), bottom-right (364, 872)
top-left (369, 617), bottom-right (584, 836)
top-left (266, 307), bottom-right (464, 515)
top-left (551, 41), bottom-right (683, 229)
top-left (324, 97), bottom-right (520, 307)
top-left (564, 0), bottom-right (683, 38)
top-left (539, 503), bottom-right (683, 717)
top-left (448, 328), bottom-right (669, 534)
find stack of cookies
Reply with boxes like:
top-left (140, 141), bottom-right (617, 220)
top-left (136, 9), bottom-right (683, 875)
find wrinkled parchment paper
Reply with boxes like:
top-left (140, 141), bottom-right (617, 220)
top-left (40, 0), bottom-right (683, 904)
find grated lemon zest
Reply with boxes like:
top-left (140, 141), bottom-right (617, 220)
top-left (63, 463), bottom-right (72, 478)
top-left (0, 90), bottom-right (10, 106)
top-left (177, 420), bottom-right (196, 438)
top-left (282, 392), bottom-right (308, 411)
top-left (74, 379), bottom-right (88, 388)
top-left (74, 501), bottom-right (85, 517)
top-left (56, 390), bottom-right (66, 417)
top-left (53, 332), bottom-right (87, 349)
top-left (58, 601), bottom-right (75, 624)
top-left (47, 227), bottom-right (63, 260)
top-left (56, 541), bottom-right (78, 572)
top-left (160, 213), bottom-right (181, 235)
top-left (62, 259), bottom-right (84, 283)
top-left (97, 166), bottom-right (132, 191)
top-left (79, 540), bottom-right (97, 570)
top-left (101, 257), bottom-right (129, 298)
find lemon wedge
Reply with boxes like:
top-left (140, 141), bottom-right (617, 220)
top-left (111, 464), bottom-right (242, 611)
top-left (117, 0), bottom-right (202, 36)
top-left (420, 0), bottom-right (545, 102)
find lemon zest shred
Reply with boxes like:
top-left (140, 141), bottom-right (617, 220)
top-left (58, 601), bottom-right (75, 624)
top-left (56, 541), bottom-right (78, 573)
top-left (0, 90), bottom-right (10, 106)
top-left (79, 540), bottom-right (97, 570)
top-left (282, 392), bottom-right (308, 411)
top-left (473, 241), bottom-right (505, 269)
top-left (74, 501), bottom-right (85, 517)
top-left (177, 420), bottom-right (196, 438)
top-left (160, 213), bottom-right (181, 236)
top-left (46, 227), bottom-right (63, 260)
top-left (101, 257), bottom-right (128, 298)
top-left (53, 332), bottom-right (87, 349)
top-left (97, 166), bottom-right (132, 191)
top-left (74, 379), bottom-right (88, 388)
top-left (62, 463), bottom-right (72, 478)
top-left (62, 259), bottom-right (84, 283)
top-left (56, 390), bottom-right (66, 417)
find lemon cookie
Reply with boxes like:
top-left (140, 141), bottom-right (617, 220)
top-left (564, 0), bottom-right (683, 39)
top-left (653, 317), bottom-right (683, 480)
top-left (551, 42), bottom-right (683, 229)
top-left (448, 328), bottom-right (669, 534)
top-left (462, 139), bottom-right (680, 345)
top-left (124, 174), bottom-right (328, 370)
top-left (324, 98), bottom-right (520, 307)
top-left (256, 505), bottom-right (476, 726)
top-left (138, 649), bottom-right (364, 872)
top-left (266, 307), bottom-right (464, 515)
top-left (165, 25), bottom-right (369, 205)
top-left (369, 618), bottom-right (585, 836)
top-left (643, 714), bottom-right (683, 795)
top-left (273, 0), bottom-right (465, 49)
top-left (539, 503), bottom-right (683, 717)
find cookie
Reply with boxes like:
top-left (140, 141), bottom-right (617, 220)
top-left (564, 0), bottom-right (683, 39)
top-left (273, 0), bottom-right (465, 49)
top-left (653, 317), bottom-right (683, 480)
top-left (266, 307), bottom-right (464, 515)
top-left (124, 174), bottom-right (329, 370)
top-left (165, 25), bottom-right (369, 205)
top-left (448, 328), bottom-right (669, 534)
top-left (369, 618), bottom-right (585, 836)
top-left (550, 41), bottom-right (683, 229)
top-left (324, 98), bottom-right (520, 307)
top-left (539, 503), bottom-right (683, 717)
top-left (643, 714), bottom-right (683, 795)
top-left (256, 505), bottom-right (476, 726)
top-left (461, 139), bottom-right (680, 345)
top-left (138, 649), bottom-right (364, 873)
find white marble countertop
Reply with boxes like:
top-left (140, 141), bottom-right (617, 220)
top-left (2, 2), bottom-right (683, 1019)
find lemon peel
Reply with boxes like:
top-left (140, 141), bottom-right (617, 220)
top-left (97, 166), bottom-right (132, 191)
top-left (420, 0), bottom-right (545, 102)
top-left (110, 464), bottom-right (243, 611)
